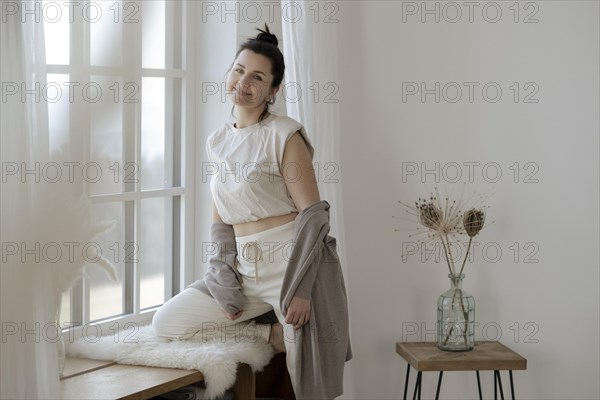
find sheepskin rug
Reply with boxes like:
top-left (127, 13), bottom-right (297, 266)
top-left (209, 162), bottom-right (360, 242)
top-left (65, 323), bottom-right (274, 399)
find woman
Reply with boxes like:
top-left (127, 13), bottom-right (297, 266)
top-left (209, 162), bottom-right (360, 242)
top-left (153, 24), bottom-right (351, 399)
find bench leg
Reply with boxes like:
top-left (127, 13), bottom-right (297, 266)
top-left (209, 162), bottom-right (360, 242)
top-left (233, 363), bottom-right (255, 400)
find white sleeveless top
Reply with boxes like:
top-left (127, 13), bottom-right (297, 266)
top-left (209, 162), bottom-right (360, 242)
top-left (206, 113), bottom-right (315, 225)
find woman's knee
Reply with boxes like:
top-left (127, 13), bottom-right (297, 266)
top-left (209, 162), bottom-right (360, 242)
top-left (151, 288), bottom-right (223, 338)
top-left (151, 304), bottom-right (174, 338)
top-left (151, 294), bottom-right (193, 338)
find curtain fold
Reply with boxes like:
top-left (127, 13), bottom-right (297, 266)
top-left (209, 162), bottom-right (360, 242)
top-left (280, 2), bottom-right (355, 397)
top-left (1, 1), bottom-right (58, 398)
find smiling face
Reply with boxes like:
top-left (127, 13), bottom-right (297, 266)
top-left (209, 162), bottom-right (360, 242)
top-left (226, 49), bottom-right (279, 110)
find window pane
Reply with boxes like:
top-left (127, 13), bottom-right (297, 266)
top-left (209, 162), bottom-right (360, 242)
top-left (43, 0), bottom-right (69, 64)
top-left (89, 202), bottom-right (126, 321)
top-left (47, 74), bottom-right (70, 153)
top-left (59, 290), bottom-right (71, 327)
top-left (90, 0), bottom-right (123, 67)
top-left (141, 77), bottom-right (172, 190)
top-left (142, 0), bottom-right (165, 69)
top-left (89, 76), bottom-right (125, 195)
top-left (139, 197), bottom-right (172, 309)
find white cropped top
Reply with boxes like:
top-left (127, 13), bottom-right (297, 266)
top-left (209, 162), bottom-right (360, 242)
top-left (206, 113), bottom-right (315, 225)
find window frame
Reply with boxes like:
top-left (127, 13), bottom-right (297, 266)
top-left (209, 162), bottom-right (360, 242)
top-left (45, 0), bottom-right (197, 336)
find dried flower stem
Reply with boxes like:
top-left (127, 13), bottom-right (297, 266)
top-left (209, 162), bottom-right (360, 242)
top-left (458, 237), bottom-right (473, 276)
top-left (443, 286), bottom-right (470, 347)
top-left (440, 234), bottom-right (456, 275)
top-left (458, 289), bottom-right (469, 347)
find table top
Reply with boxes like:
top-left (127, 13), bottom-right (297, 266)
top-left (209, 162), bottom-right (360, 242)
top-left (396, 341), bottom-right (527, 372)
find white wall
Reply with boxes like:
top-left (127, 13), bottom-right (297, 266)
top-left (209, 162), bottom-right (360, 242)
top-left (338, 1), bottom-right (599, 399)
top-left (193, 2), bottom-right (237, 279)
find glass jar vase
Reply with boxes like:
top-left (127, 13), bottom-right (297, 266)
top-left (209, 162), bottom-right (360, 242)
top-left (436, 273), bottom-right (475, 351)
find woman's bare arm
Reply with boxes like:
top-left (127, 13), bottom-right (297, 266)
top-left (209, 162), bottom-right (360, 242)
top-left (282, 131), bottom-right (320, 212)
top-left (282, 131), bottom-right (320, 329)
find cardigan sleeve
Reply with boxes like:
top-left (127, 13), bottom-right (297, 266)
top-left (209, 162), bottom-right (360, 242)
top-left (189, 221), bottom-right (246, 315)
top-left (290, 234), bottom-right (338, 300)
top-left (280, 201), bottom-right (332, 311)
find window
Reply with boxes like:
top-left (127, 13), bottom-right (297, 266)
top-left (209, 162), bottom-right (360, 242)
top-left (43, 0), bottom-right (186, 326)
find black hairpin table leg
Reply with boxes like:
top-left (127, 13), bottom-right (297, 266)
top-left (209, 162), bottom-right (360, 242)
top-left (403, 367), bottom-right (516, 400)
top-left (476, 371), bottom-right (483, 400)
top-left (510, 370), bottom-right (515, 399)
top-left (495, 370), bottom-right (505, 400)
top-left (412, 371), bottom-right (422, 400)
top-left (403, 363), bottom-right (410, 400)
top-left (494, 370), bottom-right (497, 400)
top-left (434, 371), bottom-right (443, 400)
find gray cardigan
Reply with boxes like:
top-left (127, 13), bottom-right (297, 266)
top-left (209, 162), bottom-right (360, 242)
top-left (280, 199), bottom-right (353, 399)
top-left (189, 221), bottom-right (245, 316)
top-left (189, 200), bottom-right (352, 399)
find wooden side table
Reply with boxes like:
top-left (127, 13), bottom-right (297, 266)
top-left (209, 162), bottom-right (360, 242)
top-left (396, 341), bottom-right (527, 400)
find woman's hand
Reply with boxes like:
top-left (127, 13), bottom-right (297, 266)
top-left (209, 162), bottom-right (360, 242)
top-left (285, 297), bottom-right (311, 330)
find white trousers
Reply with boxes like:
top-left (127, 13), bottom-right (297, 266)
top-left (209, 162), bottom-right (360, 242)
top-left (152, 219), bottom-right (297, 345)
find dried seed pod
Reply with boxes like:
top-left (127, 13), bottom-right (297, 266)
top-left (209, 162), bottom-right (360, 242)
top-left (463, 208), bottom-right (485, 237)
top-left (418, 202), bottom-right (442, 230)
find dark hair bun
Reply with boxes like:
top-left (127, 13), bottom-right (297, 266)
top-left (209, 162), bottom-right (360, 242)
top-left (255, 24), bottom-right (278, 47)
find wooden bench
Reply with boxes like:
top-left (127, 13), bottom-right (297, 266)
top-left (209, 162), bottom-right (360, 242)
top-left (60, 353), bottom-right (294, 400)
top-left (60, 357), bottom-right (254, 400)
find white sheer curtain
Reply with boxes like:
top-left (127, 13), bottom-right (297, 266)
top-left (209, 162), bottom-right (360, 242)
top-left (0, 1), bottom-right (60, 398)
top-left (280, 2), bottom-right (355, 397)
top-left (0, 0), bottom-right (107, 397)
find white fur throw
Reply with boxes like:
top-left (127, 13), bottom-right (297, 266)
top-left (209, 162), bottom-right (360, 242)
top-left (65, 324), bottom-right (274, 399)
